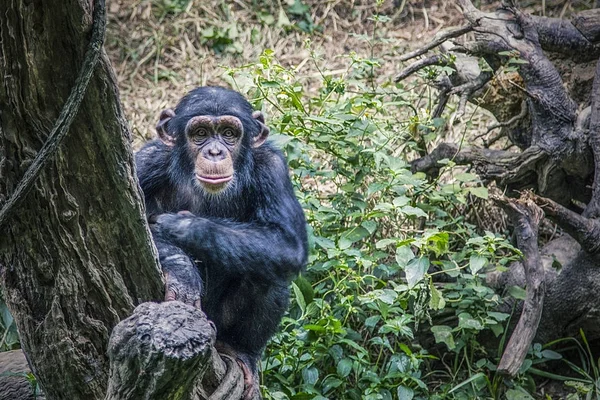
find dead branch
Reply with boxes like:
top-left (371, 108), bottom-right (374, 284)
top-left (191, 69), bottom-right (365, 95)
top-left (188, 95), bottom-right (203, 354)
top-left (411, 143), bottom-right (545, 186)
top-left (398, 23), bottom-right (473, 62)
top-left (394, 54), bottom-right (446, 82)
top-left (493, 194), bottom-right (544, 377)
top-left (105, 301), bottom-right (249, 400)
top-left (529, 193), bottom-right (600, 255)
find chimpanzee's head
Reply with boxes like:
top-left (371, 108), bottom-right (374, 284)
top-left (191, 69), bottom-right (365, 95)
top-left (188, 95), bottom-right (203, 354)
top-left (156, 87), bottom-right (269, 194)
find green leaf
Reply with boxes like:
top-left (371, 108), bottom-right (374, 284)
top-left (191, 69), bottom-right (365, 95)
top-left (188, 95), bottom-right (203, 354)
top-left (395, 245), bottom-right (415, 267)
top-left (540, 349), bottom-right (562, 360)
top-left (405, 257), bottom-right (429, 288)
top-left (306, 116), bottom-right (344, 126)
top-left (293, 274), bottom-right (314, 305)
top-left (276, 8), bottom-right (291, 27)
top-left (487, 312), bottom-right (510, 322)
top-left (292, 282), bottom-right (306, 314)
top-left (364, 315), bottom-right (380, 328)
top-left (361, 220), bottom-right (377, 234)
top-left (449, 372), bottom-right (486, 393)
top-left (431, 325), bottom-right (455, 350)
top-left (376, 238), bottom-right (396, 249)
top-left (397, 386), bottom-right (414, 400)
top-left (458, 313), bottom-right (484, 331)
top-left (392, 196), bottom-right (410, 207)
top-left (400, 205), bottom-right (427, 218)
top-left (314, 236), bottom-right (335, 249)
top-left (302, 366), bottom-right (319, 385)
top-left (376, 289), bottom-right (397, 305)
top-left (455, 172), bottom-right (478, 182)
top-left (508, 286), bottom-right (527, 300)
top-left (469, 186), bottom-right (489, 199)
top-left (441, 260), bottom-right (460, 277)
top-left (469, 254), bottom-right (487, 274)
top-left (339, 226), bottom-right (370, 249)
top-left (336, 358), bottom-right (353, 378)
top-left (428, 280), bottom-right (446, 310)
top-left (505, 388), bottom-right (534, 400)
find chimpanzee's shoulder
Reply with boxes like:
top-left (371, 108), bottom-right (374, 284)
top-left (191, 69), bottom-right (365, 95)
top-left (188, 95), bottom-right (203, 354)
top-left (253, 142), bottom-right (288, 174)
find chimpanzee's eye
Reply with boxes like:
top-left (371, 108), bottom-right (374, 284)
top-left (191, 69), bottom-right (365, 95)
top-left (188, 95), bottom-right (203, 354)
top-left (222, 128), bottom-right (237, 140)
top-left (191, 128), bottom-right (209, 142)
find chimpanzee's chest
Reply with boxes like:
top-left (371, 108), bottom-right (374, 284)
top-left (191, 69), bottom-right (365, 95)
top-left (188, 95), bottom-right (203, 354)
top-left (160, 185), bottom-right (256, 221)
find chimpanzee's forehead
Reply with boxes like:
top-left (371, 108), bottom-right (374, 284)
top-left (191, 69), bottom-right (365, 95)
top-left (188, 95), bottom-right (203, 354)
top-left (175, 86), bottom-right (254, 118)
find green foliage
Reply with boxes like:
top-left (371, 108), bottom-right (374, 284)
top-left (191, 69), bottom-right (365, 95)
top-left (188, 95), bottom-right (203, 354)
top-left (200, 24), bottom-right (242, 54)
top-left (224, 42), bottom-right (525, 398)
top-left (151, 0), bottom-right (192, 18)
top-left (0, 291), bottom-right (19, 351)
top-left (285, 0), bottom-right (320, 33)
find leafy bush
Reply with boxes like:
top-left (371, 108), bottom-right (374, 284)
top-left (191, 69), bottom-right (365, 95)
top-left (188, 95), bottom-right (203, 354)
top-left (0, 291), bottom-right (19, 351)
top-left (223, 42), bottom-right (525, 399)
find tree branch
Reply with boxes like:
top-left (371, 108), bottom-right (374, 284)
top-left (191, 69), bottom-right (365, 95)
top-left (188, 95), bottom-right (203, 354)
top-left (411, 143), bottom-right (545, 187)
top-left (529, 193), bottom-right (600, 254)
top-left (398, 24), bottom-right (473, 62)
top-left (106, 301), bottom-right (248, 400)
top-left (493, 194), bottom-right (544, 377)
top-left (583, 58), bottom-right (600, 219)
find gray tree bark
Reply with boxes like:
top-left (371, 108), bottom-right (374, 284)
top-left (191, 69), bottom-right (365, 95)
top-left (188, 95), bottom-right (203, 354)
top-left (0, 1), bottom-right (248, 399)
top-left (0, 0), bottom-right (164, 398)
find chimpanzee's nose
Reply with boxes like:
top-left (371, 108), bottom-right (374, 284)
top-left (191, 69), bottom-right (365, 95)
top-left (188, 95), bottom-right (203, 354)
top-left (205, 145), bottom-right (226, 162)
top-left (209, 147), bottom-right (222, 156)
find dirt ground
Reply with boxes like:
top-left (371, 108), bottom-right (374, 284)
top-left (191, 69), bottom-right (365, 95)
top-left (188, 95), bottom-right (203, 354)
top-left (105, 0), bottom-right (595, 148)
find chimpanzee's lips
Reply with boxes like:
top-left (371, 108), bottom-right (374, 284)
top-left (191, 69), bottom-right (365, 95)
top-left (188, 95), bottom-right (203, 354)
top-left (196, 174), bottom-right (233, 184)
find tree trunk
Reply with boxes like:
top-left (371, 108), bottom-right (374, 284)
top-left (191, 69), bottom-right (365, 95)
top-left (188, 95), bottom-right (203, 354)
top-left (0, 2), bottom-right (253, 399)
top-left (0, 0), bottom-right (164, 398)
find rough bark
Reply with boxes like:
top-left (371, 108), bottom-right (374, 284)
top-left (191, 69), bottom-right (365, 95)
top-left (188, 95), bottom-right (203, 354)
top-left (105, 301), bottom-right (246, 400)
top-left (494, 195), bottom-right (545, 377)
top-left (0, 0), bottom-right (163, 398)
top-left (0, 1), bottom-right (249, 399)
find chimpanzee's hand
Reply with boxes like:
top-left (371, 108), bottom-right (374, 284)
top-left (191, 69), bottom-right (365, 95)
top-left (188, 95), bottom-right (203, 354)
top-left (150, 211), bottom-right (197, 245)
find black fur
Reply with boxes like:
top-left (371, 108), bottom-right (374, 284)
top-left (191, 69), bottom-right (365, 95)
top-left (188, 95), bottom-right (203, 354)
top-left (135, 86), bottom-right (308, 361)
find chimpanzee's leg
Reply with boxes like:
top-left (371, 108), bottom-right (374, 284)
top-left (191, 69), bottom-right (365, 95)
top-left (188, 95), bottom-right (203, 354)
top-left (215, 341), bottom-right (262, 400)
top-left (154, 238), bottom-right (203, 308)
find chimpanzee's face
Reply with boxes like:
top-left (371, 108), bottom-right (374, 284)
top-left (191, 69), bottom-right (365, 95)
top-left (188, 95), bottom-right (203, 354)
top-left (154, 87), bottom-right (270, 194)
top-left (183, 115), bottom-right (243, 193)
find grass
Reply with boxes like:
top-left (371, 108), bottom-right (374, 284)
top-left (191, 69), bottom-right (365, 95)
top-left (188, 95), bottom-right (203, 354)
top-left (105, 0), bottom-right (471, 148)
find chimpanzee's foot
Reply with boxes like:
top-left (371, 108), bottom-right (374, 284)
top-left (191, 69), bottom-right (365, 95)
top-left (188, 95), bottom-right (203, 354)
top-left (235, 358), bottom-right (260, 400)
top-left (215, 342), bottom-right (261, 399)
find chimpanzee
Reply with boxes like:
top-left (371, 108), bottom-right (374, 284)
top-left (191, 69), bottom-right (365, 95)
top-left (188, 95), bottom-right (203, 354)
top-left (135, 86), bottom-right (308, 398)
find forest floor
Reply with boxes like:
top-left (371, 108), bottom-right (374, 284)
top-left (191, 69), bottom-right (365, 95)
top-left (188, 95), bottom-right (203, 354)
top-left (106, 0), bottom-right (474, 147)
top-left (105, 0), bottom-right (590, 147)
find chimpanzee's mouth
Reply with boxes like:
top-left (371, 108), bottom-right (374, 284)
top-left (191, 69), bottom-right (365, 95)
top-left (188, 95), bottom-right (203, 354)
top-left (196, 174), bottom-right (233, 185)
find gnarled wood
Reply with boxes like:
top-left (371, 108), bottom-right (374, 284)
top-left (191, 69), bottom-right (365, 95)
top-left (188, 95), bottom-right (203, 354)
top-left (494, 195), bottom-right (545, 377)
top-left (0, 1), bottom-right (250, 399)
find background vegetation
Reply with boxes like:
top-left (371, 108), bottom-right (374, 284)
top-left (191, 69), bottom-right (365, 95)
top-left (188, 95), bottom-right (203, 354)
top-left (3, 0), bottom-right (600, 399)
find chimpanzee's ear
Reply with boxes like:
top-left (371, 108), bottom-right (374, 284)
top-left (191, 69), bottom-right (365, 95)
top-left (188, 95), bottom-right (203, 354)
top-left (156, 109), bottom-right (177, 146)
top-left (252, 111), bottom-right (269, 148)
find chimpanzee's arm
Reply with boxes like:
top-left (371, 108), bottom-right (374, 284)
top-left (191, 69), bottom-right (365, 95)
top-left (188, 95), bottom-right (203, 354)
top-left (154, 238), bottom-right (203, 307)
top-left (152, 199), bottom-right (307, 281)
top-left (151, 152), bottom-right (308, 281)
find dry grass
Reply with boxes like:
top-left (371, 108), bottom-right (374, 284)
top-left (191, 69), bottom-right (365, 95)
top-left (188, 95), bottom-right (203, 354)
top-left (105, 0), bottom-right (593, 148)
top-left (105, 0), bottom-right (469, 147)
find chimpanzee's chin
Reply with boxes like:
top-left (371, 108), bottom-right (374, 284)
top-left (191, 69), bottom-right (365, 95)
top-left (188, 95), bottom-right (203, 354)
top-left (202, 182), bottom-right (228, 193)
